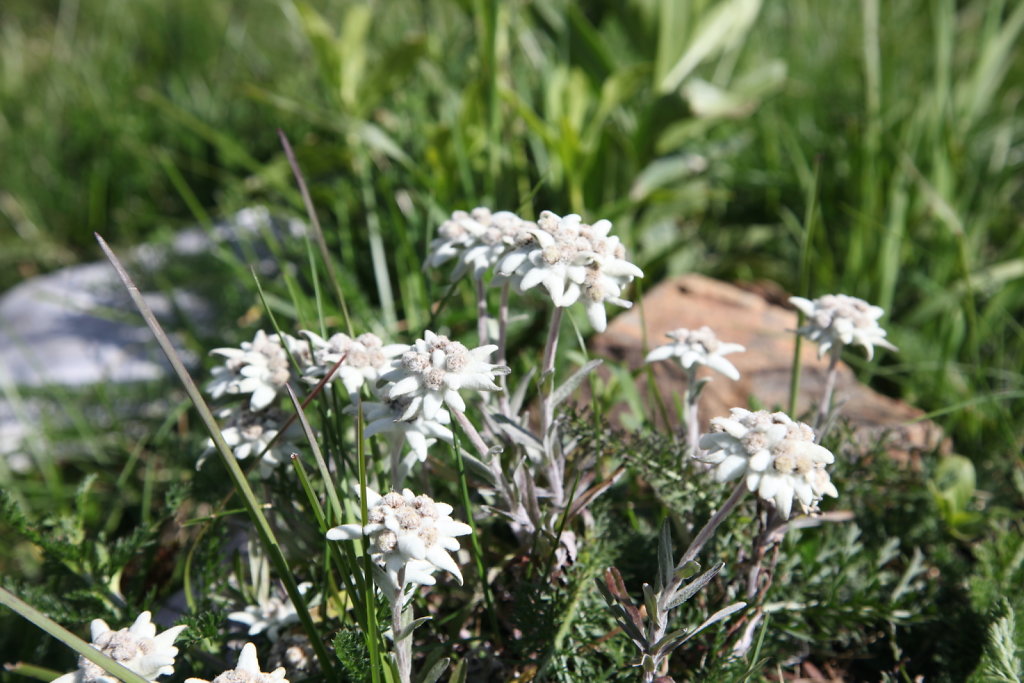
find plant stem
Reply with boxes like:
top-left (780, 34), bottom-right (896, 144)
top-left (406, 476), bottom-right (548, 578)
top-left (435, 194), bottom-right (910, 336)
top-left (645, 481), bottom-right (748, 661)
top-left (450, 407), bottom-right (491, 460)
top-left (475, 276), bottom-right (490, 347)
top-left (392, 569), bottom-right (412, 683)
top-left (815, 346), bottom-right (841, 438)
top-left (541, 306), bottom-right (564, 385)
top-left (497, 282), bottom-right (511, 417)
top-left (452, 407), bottom-right (517, 520)
top-left (679, 480), bottom-right (748, 569)
top-left (685, 366), bottom-right (700, 460)
top-left (450, 434), bottom-right (502, 646)
top-left (539, 306), bottom-right (565, 505)
top-left (389, 438), bottom-right (406, 490)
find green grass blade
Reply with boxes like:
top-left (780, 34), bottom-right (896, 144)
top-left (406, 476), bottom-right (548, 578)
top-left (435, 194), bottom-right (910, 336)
top-left (0, 586), bottom-right (149, 683)
top-left (94, 234), bottom-right (338, 678)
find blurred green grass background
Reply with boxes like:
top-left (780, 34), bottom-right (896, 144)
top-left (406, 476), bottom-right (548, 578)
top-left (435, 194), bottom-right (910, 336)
top-left (1, 0), bottom-right (1022, 677)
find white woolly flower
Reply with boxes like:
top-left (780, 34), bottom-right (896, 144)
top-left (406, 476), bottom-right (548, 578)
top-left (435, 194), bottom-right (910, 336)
top-left (427, 207), bottom-right (536, 280)
top-left (326, 488), bottom-right (472, 596)
top-left (207, 330), bottom-right (293, 411)
top-left (362, 397), bottom-right (454, 466)
top-left (228, 582), bottom-right (313, 643)
top-left (52, 611), bottom-right (186, 683)
top-left (379, 330), bottom-right (510, 420)
top-left (697, 408), bottom-right (838, 519)
top-left (298, 330), bottom-right (406, 396)
top-left (790, 294), bottom-right (898, 361)
top-left (645, 326), bottom-right (746, 380)
top-left (496, 210), bottom-right (643, 332)
top-left (199, 407), bottom-right (298, 478)
top-left (184, 642), bottom-right (287, 683)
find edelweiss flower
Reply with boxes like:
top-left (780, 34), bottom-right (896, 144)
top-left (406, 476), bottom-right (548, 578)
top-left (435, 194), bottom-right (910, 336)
top-left (228, 582), bottom-right (313, 642)
top-left (298, 330), bottom-right (405, 396)
top-left (362, 397), bottom-right (454, 466)
top-left (53, 611), bottom-right (186, 683)
top-left (379, 330), bottom-right (509, 420)
top-left (645, 326), bottom-right (746, 380)
top-left (200, 406), bottom-right (298, 478)
top-left (496, 211), bottom-right (643, 332)
top-left (326, 488), bottom-right (472, 594)
top-left (427, 207), bottom-right (536, 280)
top-left (697, 408), bottom-right (838, 518)
top-left (207, 330), bottom-right (293, 411)
top-left (790, 294), bottom-right (897, 360)
top-left (185, 643), bottom-right (287, 683)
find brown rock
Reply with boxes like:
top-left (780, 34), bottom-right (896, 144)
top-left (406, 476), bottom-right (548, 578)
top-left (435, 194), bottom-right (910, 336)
top-left (591, 274), bottom-right (946, 462)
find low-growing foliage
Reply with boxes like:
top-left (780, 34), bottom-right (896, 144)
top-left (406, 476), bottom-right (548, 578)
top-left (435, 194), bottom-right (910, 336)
top-left (2, 0), bottom-right (1022, 681)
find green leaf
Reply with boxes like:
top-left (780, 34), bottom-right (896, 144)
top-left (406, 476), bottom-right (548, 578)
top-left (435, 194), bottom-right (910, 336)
top-left (657, 0), bottom-right (763, 94)
top-left (418, 657), bottom-right (450, 683)
top-left (657, 520), bottom-right (674, 592)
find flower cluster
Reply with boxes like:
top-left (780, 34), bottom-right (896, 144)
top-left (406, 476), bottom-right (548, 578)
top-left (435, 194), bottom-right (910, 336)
top-left (362, 397), bottom-right (454, 467)
top-left (298, 330), bottom-right (405, 396)
top-left (496, 211), bottom-right (643, 332)
top-left (185, 643), bottom-right (287, 683)
top-left (790, 294), bottom-right (897, 360)
top-left (326, 488), bottom-right (472, 595)
top-left (53, 612), bottom-right (186, 683)
top-left (645, 326), bottom-right (746, 380)
top-left (207, 330), bottom-right (293, 412)
top-left (425, 208), bottom-right (643, 332)
top-left (698, 408), bottom-right (838, 519)
top-left (379, 330), bottom-right (509, 420)
top-left (199, 406), bottom-right (298, 477)
top-left (228, 582), bottom-right (313, 642)
top-left (427, 207), bottom-right (537, 280)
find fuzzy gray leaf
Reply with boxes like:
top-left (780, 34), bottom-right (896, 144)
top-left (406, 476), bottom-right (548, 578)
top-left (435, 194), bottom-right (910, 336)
top-left (551, 359), bottom-right (603, 411)
top-left (395, 615), bottom-right (432, 642)
top-left (666, 561), bottom-right (725, 611)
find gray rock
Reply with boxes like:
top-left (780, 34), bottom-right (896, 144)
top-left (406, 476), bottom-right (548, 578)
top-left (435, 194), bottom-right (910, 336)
top-left (0, 261), bottom-right (204, 387)
top-left (0, 206), bottom-right (305, 462)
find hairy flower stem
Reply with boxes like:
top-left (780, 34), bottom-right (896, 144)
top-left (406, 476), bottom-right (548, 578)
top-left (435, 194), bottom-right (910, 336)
top-left (540, 306), bottom-right (565, 506)
top-left (814, 346), bottom-right (842, 438)
top-left (730, 521), bottom-right (783, 657)
top-left (451, 407), bottom-right (516, 514)
top-left (685, 366), bottom-right (700, 460)
top-left (451, 407), bottom-right (491, 460)
top-left (474, 277), bottom-right (490, 347)
top-left (497, 283), bottom-right (511, 417)
top-left (389, 439), bottom-right (405, 490)
top-left (679, 480), bottom-right (748, 569)
top-left (645, 481), bottom-right (748, 659)
top-left (392, 569), bottom-right (412, 683)
top-left (541, 306), bottom-right (564, 387)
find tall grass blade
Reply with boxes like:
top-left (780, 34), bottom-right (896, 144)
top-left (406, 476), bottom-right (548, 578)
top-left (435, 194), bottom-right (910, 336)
top-left (0, 586), bottom-right (149, 683)
top-left (278, 128), bottom-right (354, 336)
top-left (94, 234), bottom-right (338, 677)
